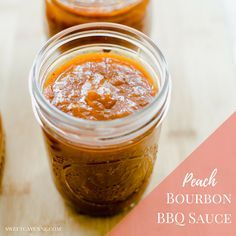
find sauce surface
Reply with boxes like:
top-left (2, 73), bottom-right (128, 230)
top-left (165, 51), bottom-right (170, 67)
top-left (44, 53), bottom-right (157, 121)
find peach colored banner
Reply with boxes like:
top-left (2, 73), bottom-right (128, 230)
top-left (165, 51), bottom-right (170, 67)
top-left (109, 113), bottom-right (236, 236)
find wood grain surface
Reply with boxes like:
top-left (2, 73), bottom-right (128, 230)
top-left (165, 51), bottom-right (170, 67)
top-left (0, 0), bottom-right (236, 235)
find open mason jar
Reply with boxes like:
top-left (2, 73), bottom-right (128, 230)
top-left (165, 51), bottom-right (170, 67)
top-left (30, 23), bottom-right (171, 216)
top-left (45, 0), bottom-right (152, 37)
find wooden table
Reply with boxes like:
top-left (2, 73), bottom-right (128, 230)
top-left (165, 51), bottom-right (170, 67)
top-left (0, 0), bottom-right (235, 235)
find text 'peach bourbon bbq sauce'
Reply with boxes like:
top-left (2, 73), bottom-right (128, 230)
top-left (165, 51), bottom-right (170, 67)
top-left (42, 52), bottom-right (158, 216)
top-left (44, 53), bottom-right (157, 120)
top-left (45, 0), bottom-right (151, 37)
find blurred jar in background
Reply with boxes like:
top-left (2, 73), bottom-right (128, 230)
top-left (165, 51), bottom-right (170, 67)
top-left (45, 0), bottom-right (152, 37)
top-left (0, 114), bottom-right (4, 188)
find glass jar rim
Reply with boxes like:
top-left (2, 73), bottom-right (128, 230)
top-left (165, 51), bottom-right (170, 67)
top-left (29, 23), bottom-right (171, 144)
top-left (53, 0), bottom-right (143, 10)
top-left (51, 0), bottom-right (145, 17)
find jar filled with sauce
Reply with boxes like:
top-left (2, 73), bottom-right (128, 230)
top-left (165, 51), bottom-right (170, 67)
top-left (30, 23), bottom-right (171, 216)
top-left (45, 0), bottom-right (152, 37)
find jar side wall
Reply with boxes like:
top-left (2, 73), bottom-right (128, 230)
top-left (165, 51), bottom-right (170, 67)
top-left (42, 123), bottom-right (161, 215)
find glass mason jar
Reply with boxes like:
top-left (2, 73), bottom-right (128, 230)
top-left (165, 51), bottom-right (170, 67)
top-left (45, 0), bottom-right (152, 37)
top-left (30, 23), bottom-right (171, 216)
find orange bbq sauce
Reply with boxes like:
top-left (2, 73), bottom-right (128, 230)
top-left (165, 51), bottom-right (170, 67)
top-left (42, 52), bottom-right (159, 216)
top-left (44, 52), bottom-right (157, 120)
